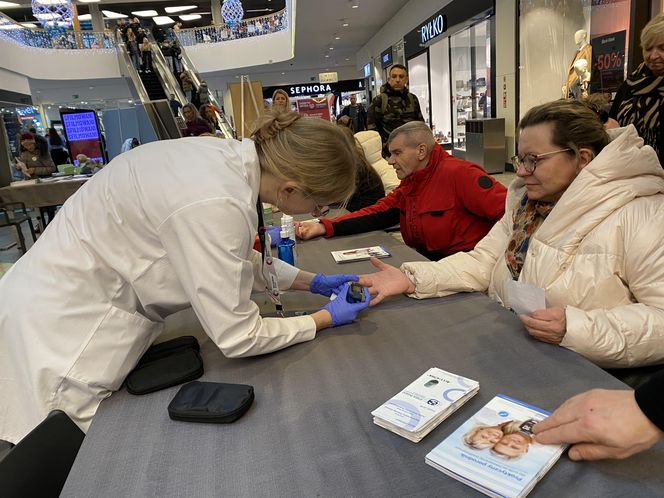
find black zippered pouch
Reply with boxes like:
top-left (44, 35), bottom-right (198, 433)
top-left (167, 381), bottom-right (254, 423)
top-left (126, 336), bottom-right (204, 395)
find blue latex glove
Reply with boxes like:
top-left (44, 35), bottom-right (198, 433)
top-left (322, 283), bottom-right (370, 327)
top-left (310, 273), bottom-right (359, 297)
top-left (266, 226), bottom-right (281, 246)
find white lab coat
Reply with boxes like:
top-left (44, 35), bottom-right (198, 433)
top-left (0, 137), bottom-right (316, 443)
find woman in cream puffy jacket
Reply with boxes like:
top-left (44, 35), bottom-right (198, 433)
top-left (355, 130), bottom-right (400, 194)
top-left (361, 100), bottom-right (664, 369)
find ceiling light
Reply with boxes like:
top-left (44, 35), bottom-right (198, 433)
top-left (153, 16), bottom-right (175, 25)
top-left (132, 10), bottom-right (158, 17)
top-left (334, 36), bottom-right (340, 40)
top-left (329, 47), bottom-right (334, 50)
top-left (77, 13), bottom-right (91, 20)
top-left (179, 14), bottom-right (201, 21)
top-left (102, 10), bottom-right (128, 19)
top-left (0, 1), bottom-right (20, 7)
top-left (165, 5), bottom-right (197, 13)
top-left (351, 0), bottom-right (359, 8)
top-left (77, 0), bottom-right (100, 3)
top-left (325, 54), bottom-right (329, 58)
top-left (342, 22), bottom-right (349, 27)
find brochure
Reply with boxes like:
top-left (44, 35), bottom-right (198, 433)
top-left (371, 368), bottom-right (479, 443)
top-left (331, 245), bottom-right (391, 264)
top-left (425, 394), bottom-right (566, 498)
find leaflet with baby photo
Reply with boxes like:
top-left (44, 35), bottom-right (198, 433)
top-left (425, 394), bottom-right (566, 498)
top-left (371, 367), bottom-right (479, 443)
top-left (331, 245), bottom-right (391, 263)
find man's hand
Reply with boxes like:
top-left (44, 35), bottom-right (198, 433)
top-left (519, 307), bottom-right (566, 344)
top-left (295, 221), bottom-right (325, 240)
top-left (534, 389), bottom-right (663, 460)
top-left (357, 257), bottom-right (414, 306)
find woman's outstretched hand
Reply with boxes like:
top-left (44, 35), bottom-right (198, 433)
top-left (358, 257), bottom-right (415, 306)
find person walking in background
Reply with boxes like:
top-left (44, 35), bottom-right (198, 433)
top-left (140, 37), bottom-right (152, 73)
top-left (272, 89), bottom-right (290, 112)
top-left (199, 104), bottom-right (220, 132)
top-left (368, 64), bottom-right (425, 157)
top-left (126, 29), bottom-right (141, 71)
top-left (198, 80), bottom-right (211, 106)
top-left (46, 127), bottom-right (69, 165)
top-left (169, 94), bottom-right (182, 116)
top-left (182, 103), bottom-right (214, 136)
top-left (610, 13), bottom-right (664, 163)
top-left (171, 38), bottom-right (183, 74)
top-left (180, 70), bottom-right (195, 103)
top-left (338, 94), bottom-right (367, 132)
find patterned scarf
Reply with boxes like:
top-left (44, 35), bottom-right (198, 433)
top-left (505, 194), bottom-right (555, 280)
top-left (615, 62), bottom-right (664, 158)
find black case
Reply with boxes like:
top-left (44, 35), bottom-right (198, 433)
top-left (126, 336), bottom-right (204, 395)
top-left (168, 381), bottom-right (254, 423)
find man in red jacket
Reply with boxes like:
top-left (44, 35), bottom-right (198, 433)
top-left (297, 121), bottom-right (507, 260)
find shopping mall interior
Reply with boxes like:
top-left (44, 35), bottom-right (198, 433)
top-left (2, 0), bottom-right (664, 496)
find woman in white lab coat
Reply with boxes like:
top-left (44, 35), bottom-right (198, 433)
top-left (0, 111), bottom-right (368, 444)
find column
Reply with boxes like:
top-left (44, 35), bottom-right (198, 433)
top-left (88, 3), bottom-right (105, 33)
top-left (211, 0), bottom-right (222, 26)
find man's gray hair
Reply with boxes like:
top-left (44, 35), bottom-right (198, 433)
top-left (387, 121), bottom-right (435, 154)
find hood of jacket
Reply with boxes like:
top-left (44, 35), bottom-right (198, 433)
top-left (355, 130), bottom-right (383, 164)
top-left (508, 124), bottom-right (664, 255)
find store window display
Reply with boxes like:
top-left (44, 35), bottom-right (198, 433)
top-left (564, 30), bottom-right (593, 99)
top-left (569, 58), bottom-right (591, 100)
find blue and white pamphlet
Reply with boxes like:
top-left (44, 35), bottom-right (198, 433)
top-left (425, 394), bottom-right (566, 498)
top-left (372, 367), bottom-right (479, 442)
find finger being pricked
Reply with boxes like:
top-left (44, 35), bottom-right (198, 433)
top-left (368, 292), bottom-right (386, 307)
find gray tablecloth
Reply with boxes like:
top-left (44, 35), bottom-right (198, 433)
top-left (61, 232), bottom-right (664, 497)
top-left (0, 179), bottom-right (87, 209)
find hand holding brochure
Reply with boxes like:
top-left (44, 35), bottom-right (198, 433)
top-left (371, 368), bottom-right (479, 443)
top-left (425, 394), bottom-right (566, 498)
top-left (331, 245), bottom-right (391, 264)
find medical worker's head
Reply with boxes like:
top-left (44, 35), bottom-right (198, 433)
top-left (252, 110), bottom-right (357, 215)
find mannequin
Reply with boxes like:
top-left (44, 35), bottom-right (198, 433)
top-left (563, 29), bottom-right (593, 98)
top-left (570, 58), bottom-right (591, 99)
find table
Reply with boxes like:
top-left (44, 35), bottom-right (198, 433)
top-left (62, 231), bottom-right (664, 497)
top-left (0, 178), bottom-right (88, 209)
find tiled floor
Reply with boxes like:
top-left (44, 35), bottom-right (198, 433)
top-left (0, 213), bottom-right (38, 275)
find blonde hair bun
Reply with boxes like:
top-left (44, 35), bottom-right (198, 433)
top-left (252, 110), bottom-right (301, 144)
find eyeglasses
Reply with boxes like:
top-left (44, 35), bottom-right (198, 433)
top-left (301, 190), bottom-right (330, 217)
top-left (511, 148), bottom-right (573, 174)
top-left (311, 201), bottom-right (330, 218)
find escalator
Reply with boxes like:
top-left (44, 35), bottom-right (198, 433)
top-left (174, 39), bottom-right (236, 139)
top-left (116, 32), bottom-right (236, 140)
top-left (115, 35), bottom-right (184, 140)
top-left (139, 70), bottom-right (168, 101)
